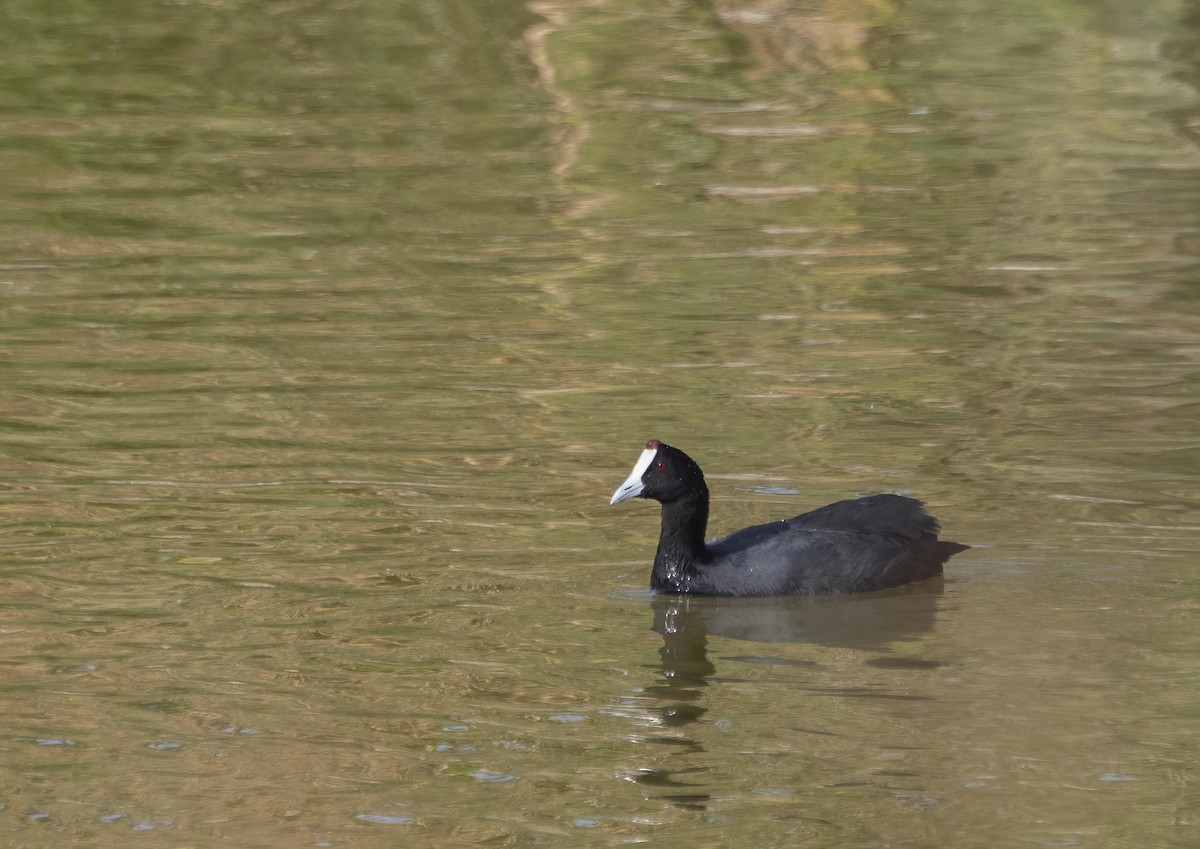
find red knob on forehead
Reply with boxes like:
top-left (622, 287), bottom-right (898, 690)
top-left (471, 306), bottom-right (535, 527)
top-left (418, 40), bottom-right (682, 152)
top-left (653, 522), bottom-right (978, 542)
top-left (646, 439), bottom-right (662, 450)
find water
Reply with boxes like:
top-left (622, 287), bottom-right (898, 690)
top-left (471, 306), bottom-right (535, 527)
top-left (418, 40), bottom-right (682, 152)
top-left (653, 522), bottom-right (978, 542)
top-left (3, 0), bottom-right (1199, 846)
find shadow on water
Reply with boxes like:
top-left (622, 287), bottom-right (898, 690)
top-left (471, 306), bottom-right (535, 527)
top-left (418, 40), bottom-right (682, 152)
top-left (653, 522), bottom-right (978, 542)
top-left (624, 584), bottom-right (945, 810)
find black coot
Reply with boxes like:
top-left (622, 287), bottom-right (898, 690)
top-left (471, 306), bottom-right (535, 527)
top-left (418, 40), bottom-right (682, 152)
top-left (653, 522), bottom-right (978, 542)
top-left (610, 439), bottom-right (968, 596)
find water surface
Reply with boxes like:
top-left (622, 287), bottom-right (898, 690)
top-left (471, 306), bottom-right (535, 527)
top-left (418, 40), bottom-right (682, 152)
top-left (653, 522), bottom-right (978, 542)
top-left (2, 0), bottom-right (1199, 846)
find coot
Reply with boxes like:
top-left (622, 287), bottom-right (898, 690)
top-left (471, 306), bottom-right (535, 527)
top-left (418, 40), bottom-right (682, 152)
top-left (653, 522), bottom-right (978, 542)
top-left (610, 440), bottom-right (967, 596)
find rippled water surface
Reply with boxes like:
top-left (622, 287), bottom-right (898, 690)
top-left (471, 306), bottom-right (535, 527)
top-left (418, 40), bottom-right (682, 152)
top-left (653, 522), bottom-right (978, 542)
top-left (3, 1), bottom-right (1199, 846)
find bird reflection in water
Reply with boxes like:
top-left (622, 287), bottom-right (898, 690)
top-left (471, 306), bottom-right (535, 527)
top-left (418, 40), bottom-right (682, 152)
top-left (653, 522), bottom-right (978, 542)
top-left (622, 583), bottom-right (945, 812)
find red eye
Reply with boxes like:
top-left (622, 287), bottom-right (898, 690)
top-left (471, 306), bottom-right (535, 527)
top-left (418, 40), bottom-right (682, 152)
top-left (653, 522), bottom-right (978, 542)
top-left (656, 461), bottom-right (666, 470)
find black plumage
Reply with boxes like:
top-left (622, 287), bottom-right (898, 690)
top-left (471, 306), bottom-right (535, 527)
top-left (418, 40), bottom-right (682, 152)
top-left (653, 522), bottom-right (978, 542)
top-left (610, 440), bottom-right (968, 597)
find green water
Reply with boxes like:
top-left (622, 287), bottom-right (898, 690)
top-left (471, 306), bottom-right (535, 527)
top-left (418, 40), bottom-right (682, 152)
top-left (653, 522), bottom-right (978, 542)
top-left (2, 0), bottom-right (1199, 846)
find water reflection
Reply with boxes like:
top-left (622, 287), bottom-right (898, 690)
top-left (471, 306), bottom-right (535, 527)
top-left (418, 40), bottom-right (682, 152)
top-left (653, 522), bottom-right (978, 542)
top-left (629, 585), bottom-right (945, 811)
top-left (653, 582), bottom-right (943, 655)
